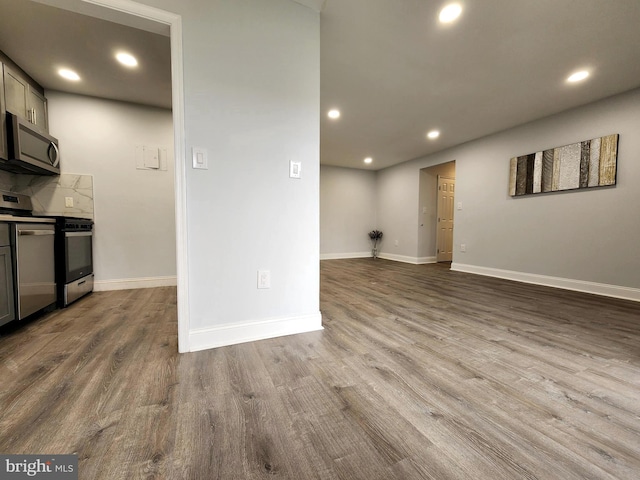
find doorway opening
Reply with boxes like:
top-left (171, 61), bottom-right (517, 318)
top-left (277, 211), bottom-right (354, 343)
top-left (417, 161), bottom-right (456, 264)
top-left (39, 0), bottom-right (188, 351)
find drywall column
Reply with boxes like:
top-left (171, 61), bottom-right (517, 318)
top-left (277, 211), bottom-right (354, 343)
top-left (139, 0), bottom-right (322, 349)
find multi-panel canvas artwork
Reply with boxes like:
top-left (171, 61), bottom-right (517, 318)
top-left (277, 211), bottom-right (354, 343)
top-left (509, 134), bottom-right (618, 196)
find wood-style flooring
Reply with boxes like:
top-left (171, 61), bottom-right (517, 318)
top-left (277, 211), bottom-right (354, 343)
top-left (1, 259), bottom-right (640, 479)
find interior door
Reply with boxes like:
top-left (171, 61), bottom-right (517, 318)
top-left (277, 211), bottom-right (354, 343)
top-left (436, 176), bottom-right (455, 262)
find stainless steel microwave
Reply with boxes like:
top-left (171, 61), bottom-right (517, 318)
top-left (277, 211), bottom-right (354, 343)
top-left (2, 112), bottom-right (60, 175)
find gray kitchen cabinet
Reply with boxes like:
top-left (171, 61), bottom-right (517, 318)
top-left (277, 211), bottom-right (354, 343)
top-left (0, 223), bottom-right (15, 326)
top-left (0, 247), bottom-right (15, 326)
top-left (29, 88), bottom-right (48, 131)
top-left (0, 63), bottom-right (7, 161)
top-left (2, 64), bottom-right (48, 132)
top-left (3, 64), bottom-right (29, 119)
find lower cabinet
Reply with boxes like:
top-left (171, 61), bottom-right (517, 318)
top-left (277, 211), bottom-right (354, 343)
top-left (0, 64), bottom-right (8, 161)
top-left (0, 245), bottom-right (15, 326)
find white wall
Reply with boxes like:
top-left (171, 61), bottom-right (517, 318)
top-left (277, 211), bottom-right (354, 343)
top-left (320, 165), bottom-right (377, 258)
top-left (377, 88), bottom-right (640, 298)
top-left (47, 91), bottom-right (176, 289)
top-left (136, 0), bottom-right (321, 349)
top-left (375, 160), bottom-right (422, 263)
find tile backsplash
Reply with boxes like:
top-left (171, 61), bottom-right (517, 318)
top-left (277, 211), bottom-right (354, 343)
top-left (0, 170), bottom-right (94, 219)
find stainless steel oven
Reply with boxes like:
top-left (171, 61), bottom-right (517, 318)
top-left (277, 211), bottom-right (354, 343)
top-left (55, 217), bottom-right (93, 307)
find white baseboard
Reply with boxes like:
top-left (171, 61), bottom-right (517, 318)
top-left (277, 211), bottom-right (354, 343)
top-left (451, 263), bottom-right (640, 303)
top-left (320, 253), bottom-right (437, 265)
top-left (377, 253), bottom-right (421, 264)
top-left (189, 312), bottom-right (324, 351)
top-left (417, 256), bottom-right (437, 264)
top-left (94, 275), bottom-right (177, 292)
top-left (320, 252), bottom-right (371, 260)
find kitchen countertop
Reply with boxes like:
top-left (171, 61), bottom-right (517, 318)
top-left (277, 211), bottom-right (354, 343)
top-left (0, 214), bottom-right (56, 224)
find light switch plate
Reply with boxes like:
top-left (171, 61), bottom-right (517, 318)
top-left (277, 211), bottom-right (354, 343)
top-left (257, 270), bottom-right (271, 289)
top-left (192, 147), bottom-right (208, 170)
top-left (289, 161), bottom-right (301, 179)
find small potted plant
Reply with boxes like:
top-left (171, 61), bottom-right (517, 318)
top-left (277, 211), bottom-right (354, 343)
top-left (368, 230), bottom-right (383, 259)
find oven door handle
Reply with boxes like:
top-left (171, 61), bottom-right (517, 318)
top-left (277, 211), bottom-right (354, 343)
top-left (18, 230), bottom-right (55, 236)
top-left (65, 232), bottom-right (93, 237)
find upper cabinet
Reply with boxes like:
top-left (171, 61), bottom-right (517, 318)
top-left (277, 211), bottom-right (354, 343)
top-left (29, 89), bottom-right (48, 132)
top-left (3, 65), bottom-right (29, 119)
top-left (0, 64), bottom-right (7, 161)
top-left (3, 64), bottom-right (48, 132)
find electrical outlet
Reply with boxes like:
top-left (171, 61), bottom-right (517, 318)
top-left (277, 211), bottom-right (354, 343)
top-left (394, 240), bottom-right (399, 247)
top-left (460, 244), bottom-right (466, 252)
top-left (65, 196), bottom-right (74, 208)
top-left (457, 202), bottom-right (463, 210)
top-left (257, 270), bottom-right (271, 289)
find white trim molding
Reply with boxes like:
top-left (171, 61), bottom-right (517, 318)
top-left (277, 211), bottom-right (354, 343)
top-left (320, 252), bottom-right (371, 260)
top-left (451, 263), bottom-right (640, 303)
top-left (321, 253), bottom-right (438, 265)
top-left (189, 313), bottom-right (324, 352)
top-left (417, 256), bottom-right (437, 265)
top-left (94, 276), bottom-right (177, 292)
top-left (377, 253), bottom-right (421, 264)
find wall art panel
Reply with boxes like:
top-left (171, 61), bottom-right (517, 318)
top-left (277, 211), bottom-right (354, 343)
top-left (509, 134), bottom-right (618, 196)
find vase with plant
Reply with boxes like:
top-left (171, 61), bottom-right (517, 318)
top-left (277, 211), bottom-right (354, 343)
top-left (368, 230), bottom-right (383, 259)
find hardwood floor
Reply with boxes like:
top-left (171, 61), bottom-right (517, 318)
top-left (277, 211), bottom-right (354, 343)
top-left (1, 259), bottom-right (640, 479)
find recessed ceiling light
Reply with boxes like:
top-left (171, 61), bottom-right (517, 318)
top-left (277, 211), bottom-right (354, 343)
top-left (567, 70), bottom-right (590, 83)
top-left (116, 52), bottom-right (138, 67)
top-left (439, 3), bottom-right (463, 23)
top-left (58, 68), bottom-right (80, 81)
top-left (328, 109), bottom-right (341, 119)
top-left (427, 130), bottom-right (440, 139)
top-left (364, 157), bottom-right (373, 164)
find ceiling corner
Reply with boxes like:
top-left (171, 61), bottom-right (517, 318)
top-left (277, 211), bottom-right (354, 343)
top-left (291, 0), bottom-right (326, 13)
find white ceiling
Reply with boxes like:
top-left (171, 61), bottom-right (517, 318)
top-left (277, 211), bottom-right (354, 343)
top-left (0, 0), bottom-right (171, 109)
top-left (1, 0), bottom-right (640, 170)
top-left (320, 0), bottom-right (640, 169)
